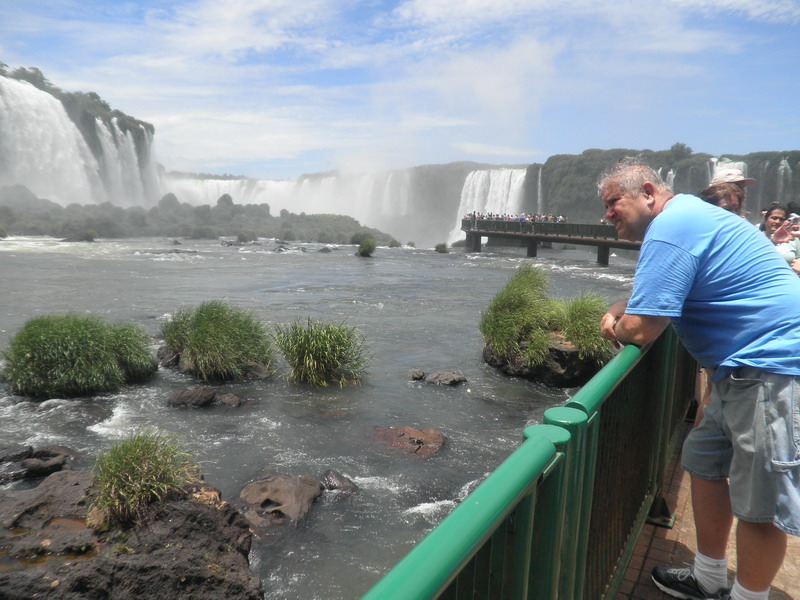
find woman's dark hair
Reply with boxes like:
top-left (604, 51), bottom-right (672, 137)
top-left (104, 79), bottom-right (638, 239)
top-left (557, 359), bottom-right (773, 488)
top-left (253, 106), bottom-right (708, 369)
top-left (698, 183), bottom-right (744, 215)
top-left (760, 204), bottom-right (787, 231)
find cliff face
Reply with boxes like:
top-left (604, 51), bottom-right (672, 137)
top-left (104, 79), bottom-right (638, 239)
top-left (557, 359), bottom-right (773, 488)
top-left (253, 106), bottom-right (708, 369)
top-left (523, 148), bottom-right (800, 223)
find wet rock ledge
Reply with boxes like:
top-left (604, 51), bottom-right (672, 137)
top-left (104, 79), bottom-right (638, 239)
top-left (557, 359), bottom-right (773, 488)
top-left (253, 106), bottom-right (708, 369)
top-left (0, 467), bottom-right (263, 600)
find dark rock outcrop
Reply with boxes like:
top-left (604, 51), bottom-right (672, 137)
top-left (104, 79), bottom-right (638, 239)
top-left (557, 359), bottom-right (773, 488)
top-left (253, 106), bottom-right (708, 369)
top-left (319, 469), bottom-right (358, 493)
top-left (426, 372), bottom-right (466, 386)
top-left (0, 470), bottom-right (263, 600)
top-left (483, 334), bottom-right (600, 387)
top-left (372, 426), bottom-right (446, 458)
top-left (168, 387), bottom-right (217, 407)
top-left (411, 371), bottom-right (467, 385)
top-left (167, 388), bottom-right (244, 408)
top-left (216, 393), bottom-right (242, 407)
top-left (0, 446), bottom-right (76, 484)
top-left (240, 474), bottom-right (324, 527)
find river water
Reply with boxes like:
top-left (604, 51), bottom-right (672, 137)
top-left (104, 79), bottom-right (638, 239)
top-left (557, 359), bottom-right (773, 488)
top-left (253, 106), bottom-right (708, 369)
top-left (0, 236), bottom-right (635, 599)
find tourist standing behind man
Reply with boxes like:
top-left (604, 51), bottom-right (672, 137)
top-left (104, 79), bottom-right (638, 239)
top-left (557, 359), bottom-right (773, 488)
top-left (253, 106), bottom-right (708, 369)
top-left (598, 158), bottom-right (800, 600)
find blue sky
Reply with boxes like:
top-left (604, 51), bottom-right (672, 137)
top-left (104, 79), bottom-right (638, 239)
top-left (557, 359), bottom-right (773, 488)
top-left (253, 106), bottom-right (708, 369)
top-left (2, 0), bottom-right (799, 180)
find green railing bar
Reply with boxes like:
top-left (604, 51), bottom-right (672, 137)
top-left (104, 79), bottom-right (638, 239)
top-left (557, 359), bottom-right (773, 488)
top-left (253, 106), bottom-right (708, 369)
top-left (566, 344), bottom-right (642, 416)
top-left (361, 434), bottom-right (559, 600)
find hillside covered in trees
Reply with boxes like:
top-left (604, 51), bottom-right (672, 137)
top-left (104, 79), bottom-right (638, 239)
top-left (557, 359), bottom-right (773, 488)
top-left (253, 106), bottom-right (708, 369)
top-left (0, 185), bottom-right (398, 245)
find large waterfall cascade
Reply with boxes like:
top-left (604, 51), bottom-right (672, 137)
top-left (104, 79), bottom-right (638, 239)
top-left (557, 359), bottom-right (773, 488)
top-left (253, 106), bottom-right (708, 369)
top-left (446, 168), bottom-right (527, 244)
top-left (0, 76), bottom-right (160, 207)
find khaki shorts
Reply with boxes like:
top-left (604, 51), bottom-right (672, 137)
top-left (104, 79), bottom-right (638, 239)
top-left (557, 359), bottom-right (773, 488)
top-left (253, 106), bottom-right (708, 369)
top-left (681, 367), bottom-right (800, 536)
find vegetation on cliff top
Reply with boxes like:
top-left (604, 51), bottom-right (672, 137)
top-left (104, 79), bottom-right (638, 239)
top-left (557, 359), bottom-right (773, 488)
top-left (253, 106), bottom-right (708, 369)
top-left (2, 315), bottom-right (156, 399)
top-left (480, 264), bottom-right (615, 368)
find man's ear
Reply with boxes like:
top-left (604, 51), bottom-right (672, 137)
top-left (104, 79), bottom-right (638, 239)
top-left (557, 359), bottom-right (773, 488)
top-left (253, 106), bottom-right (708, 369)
top-left (642, 181), bottom-right (656, 206)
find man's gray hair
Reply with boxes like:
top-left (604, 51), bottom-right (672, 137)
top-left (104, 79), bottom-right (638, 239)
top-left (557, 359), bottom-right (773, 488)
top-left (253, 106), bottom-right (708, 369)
top-left (597, 156), bottom-right (672, 196)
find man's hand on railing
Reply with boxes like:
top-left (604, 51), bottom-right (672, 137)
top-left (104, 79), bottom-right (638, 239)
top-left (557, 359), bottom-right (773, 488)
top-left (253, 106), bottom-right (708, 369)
top-left (600, 301), bottom-right (627, 349)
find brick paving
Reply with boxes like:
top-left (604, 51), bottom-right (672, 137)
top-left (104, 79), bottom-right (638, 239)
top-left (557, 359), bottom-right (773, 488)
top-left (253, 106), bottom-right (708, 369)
top-left (618, 423), bottom-right (800, 600)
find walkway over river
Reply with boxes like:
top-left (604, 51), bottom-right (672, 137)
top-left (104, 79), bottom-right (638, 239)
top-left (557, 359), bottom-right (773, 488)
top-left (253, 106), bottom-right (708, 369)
top-left (460, 219), bottom-right (641, 265)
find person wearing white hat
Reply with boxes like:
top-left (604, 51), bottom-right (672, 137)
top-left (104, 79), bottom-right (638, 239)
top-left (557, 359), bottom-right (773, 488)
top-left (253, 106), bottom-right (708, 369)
top-left (710, 168), bottom-right (756, 188)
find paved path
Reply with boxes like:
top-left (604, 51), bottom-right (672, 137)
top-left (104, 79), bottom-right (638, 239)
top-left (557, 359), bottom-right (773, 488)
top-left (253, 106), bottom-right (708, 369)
top-left (619, 423), bottom-right (799, 600)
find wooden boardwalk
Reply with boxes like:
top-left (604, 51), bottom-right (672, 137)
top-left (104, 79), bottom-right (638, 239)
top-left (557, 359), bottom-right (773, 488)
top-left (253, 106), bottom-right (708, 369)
top-left (619, 420), bottom-right (800, 600)
top-left (460, 219), bottom-right (641, 264)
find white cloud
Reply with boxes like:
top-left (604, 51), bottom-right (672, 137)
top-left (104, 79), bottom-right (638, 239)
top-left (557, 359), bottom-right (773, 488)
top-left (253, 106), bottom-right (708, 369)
top-left (1, 0), bottom-right (798, 178)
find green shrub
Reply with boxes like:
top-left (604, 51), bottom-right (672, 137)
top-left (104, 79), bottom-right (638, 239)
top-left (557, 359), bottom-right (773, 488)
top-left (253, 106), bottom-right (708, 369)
top-left (237, 231), bottom-right (258, 243)
top-left (90, 431), bottom-right (195, 527)
top-left (388, 239), bottom-right (401, 248)
top-left (350, 231), bottom-right (370, 245)
top-left (357, 237), bottom-right (377, 257)
top-left (562, 295), bottom-right (616, 364)
top-left (161, 300), bottom-right (272, 383)
top-left (480, 265), bottom-right (614, 368)
top-left (274, 318), bottom-right (369, 387)
top-left (2, 315), bottom-right (156, 398)
top-left (0, 225), bottom-right (7, 238)
top-left (434, 243), bottom-right (449, 253)
top-left (189, 226), bottom-right (217, 239)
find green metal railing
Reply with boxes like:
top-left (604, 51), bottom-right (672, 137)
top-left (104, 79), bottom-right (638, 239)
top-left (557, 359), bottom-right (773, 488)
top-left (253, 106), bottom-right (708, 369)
top-left (363, 327), bottom-right (696, 600)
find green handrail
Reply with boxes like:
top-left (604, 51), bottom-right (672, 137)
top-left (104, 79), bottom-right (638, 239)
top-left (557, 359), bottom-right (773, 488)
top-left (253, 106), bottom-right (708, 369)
top-left (363, 330), bottom-right (694, 600)
top-left (362, 434), bottom-right (559, 600)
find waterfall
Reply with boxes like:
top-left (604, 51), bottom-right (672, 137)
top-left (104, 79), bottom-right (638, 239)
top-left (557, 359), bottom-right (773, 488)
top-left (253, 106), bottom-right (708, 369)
top-left (446, 168), bottom-right (527, 244)
top-left (536, 166), bottom-right (543, 214)
top-left (160, 175), bottom-right (297, 212)
top-left (777, 158), bottom-right (791, 205)
top-left (0, 77), bottom-right (103, 204)
top-left (399, 171), bottom-right (411, 216)
top-left (0, 75), bottom-right (161, 206)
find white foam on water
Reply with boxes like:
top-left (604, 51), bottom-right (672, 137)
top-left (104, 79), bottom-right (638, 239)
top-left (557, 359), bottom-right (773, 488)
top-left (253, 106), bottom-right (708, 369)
top-left (87, 401), bottom-right (137, 439)
top-left (352, 475), bottom-right (408, 494)
top-left (403, 499), bottom-right (457, 518)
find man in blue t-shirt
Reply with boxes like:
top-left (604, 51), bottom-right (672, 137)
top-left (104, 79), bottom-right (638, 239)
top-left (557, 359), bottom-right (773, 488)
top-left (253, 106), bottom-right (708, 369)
top-left (598, 158), bottom-right (800, 600)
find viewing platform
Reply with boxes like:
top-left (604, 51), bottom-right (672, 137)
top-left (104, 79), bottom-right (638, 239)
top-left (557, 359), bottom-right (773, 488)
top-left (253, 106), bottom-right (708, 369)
top-left (460, 218), bottom-right (641, 265)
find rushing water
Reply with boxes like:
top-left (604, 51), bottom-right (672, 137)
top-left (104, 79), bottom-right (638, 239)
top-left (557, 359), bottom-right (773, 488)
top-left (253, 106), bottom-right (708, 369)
top-left (0, 236), bottom-right (635, 599)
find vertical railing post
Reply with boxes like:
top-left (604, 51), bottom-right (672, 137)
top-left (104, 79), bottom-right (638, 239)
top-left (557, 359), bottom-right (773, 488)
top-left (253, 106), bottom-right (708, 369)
top-left (543, 406), bottom-right (591, 600)
top-left (523, 423), bottom-right (572, 600)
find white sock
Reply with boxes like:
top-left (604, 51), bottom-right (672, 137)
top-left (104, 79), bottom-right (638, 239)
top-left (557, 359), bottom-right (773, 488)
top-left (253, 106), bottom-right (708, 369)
top-left (730, 578), bottom-right (769, 600)
top-left (693, 551), bottom-right (728, 593)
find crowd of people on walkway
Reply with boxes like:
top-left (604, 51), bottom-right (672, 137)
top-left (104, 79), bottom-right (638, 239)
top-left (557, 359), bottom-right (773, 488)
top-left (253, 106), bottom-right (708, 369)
top-left (462, 211), bottom-right (568, 223)
top-left (600, 161), bottom-right (799, 600)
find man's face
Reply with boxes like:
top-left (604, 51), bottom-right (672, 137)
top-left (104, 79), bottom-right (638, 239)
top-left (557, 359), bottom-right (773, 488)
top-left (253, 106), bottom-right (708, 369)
top-left (601, 179), bottom-right (651, 242)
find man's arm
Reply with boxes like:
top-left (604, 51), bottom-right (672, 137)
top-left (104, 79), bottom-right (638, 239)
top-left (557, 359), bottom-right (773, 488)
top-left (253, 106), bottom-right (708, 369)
top-left (614, 314), bottom-right (670, 347)
top-left (601, 300), bottom-right (669, 348)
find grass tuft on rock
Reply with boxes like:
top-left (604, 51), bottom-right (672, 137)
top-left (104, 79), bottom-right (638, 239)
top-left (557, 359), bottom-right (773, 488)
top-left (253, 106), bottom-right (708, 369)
top-left (161, 300), bottom-right (273, 383)
top-left (480, 264), bottom-right (614, 368)
top-left (274, 318), bottom-right (369, 387)
top-left (2, 314), bottom-right (156, 398)
top-left (562, 294), bottom-right (616, 364)
top-left (90, 431), bottom-right (196, 528)
top-left (357, 236), bottom-right (377, 257)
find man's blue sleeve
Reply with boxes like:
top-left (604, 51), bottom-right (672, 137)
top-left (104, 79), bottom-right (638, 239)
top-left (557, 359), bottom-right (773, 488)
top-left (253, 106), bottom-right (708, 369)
top-left (626, 239), bottom-right (698, 317)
